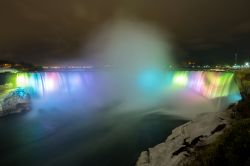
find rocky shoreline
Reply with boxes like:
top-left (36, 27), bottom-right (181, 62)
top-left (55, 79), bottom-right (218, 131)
top-left (136, 108), bottom-right (234, 166)
top-left (0, 88), bottom-right (31, 117)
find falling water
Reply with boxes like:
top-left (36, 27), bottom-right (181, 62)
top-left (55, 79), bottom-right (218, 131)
top-left (13, 71), bottom-right (240, 99)
top-left (9, 70), bottom-right (241, 115)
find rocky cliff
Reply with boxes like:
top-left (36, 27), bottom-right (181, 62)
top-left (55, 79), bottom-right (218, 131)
top-left (0, 88), bottom-right (31, 116)
top-left (136, 109), bottom-right (233, 166)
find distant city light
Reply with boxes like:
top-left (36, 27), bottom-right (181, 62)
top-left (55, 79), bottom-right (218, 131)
top-left (244, 62), bottom-right (249, 68)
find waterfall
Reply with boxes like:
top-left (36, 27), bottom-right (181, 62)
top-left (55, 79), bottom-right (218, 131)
top-left (12, 71), bottom-right (241, 101)
top-left (169, 71), bottom-right (240, 99)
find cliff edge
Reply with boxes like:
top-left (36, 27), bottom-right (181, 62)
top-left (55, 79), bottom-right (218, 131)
top-left (0, 88), bottom-right (31, 116)
top-left (136, 109), bottom-right (233, 166)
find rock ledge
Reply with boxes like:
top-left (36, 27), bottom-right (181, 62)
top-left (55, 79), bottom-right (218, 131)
top-left (136, 109), bottom-right (233, 166)
top-left (0, 88), bottom-right (31, 116)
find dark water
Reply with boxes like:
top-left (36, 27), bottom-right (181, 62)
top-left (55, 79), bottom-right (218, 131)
top-left (0, 107), bottom-right (187, 166)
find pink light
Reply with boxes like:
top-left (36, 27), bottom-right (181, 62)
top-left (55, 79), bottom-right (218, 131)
top-left (44, 73), bottom-right (59, 92)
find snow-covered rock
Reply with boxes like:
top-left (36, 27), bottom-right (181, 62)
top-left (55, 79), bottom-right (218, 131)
top-left (0, 88), bottom-right (31, 116)
top-left (136, 109), bottom-right (233, 166)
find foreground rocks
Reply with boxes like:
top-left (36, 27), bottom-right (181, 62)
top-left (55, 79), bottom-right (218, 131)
top-left (0, 88), bottom-right (31, 116)
top-left (136, 109), bottom-right (233, 166)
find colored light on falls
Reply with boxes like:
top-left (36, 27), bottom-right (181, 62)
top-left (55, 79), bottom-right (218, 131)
top-left (44, 73), bottom-right (59, 92)
top-left (139, 71), bottom-right (241, 100)
top-left (16, 73), bottom-right (29, 87)
top-left (45, 77), bottom-right (56, 91)
top-left (13, 71), bottom-right (241, 103)
top-left (172, 72), bottom-right (188, 86)
top-left (138, 70), bottom-right (164, 91)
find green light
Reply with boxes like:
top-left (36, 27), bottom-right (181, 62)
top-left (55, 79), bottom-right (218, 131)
top-left (16, 73), bottom-right (29, 87)
top-left (173, 72), bottom-right (188, 86)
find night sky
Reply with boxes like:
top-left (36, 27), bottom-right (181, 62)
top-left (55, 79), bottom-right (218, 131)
top-left (1, 0), bottom-right (250, 65)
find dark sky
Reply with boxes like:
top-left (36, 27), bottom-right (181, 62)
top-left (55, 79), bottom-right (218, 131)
top-left (1, 0), bottom-right (250, 65)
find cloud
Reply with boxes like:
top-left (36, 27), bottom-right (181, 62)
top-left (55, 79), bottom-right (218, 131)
top-left (0, 0), bottom-right (250, 64)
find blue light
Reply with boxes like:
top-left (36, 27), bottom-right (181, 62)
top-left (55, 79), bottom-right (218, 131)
top-left (229, 94), bottom-right (242, 103)
top-left (138, 69), bottom-right (164, 92)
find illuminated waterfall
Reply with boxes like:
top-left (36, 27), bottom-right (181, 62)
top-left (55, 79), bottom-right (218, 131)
top-left (169, 71), bottom-right (240, 99)
top-left (13, 71), bottom-right (241, 102)
top-left (14, 72), bottom-right (94, 97)
top-left (139, 71), bottom-right (241, 100)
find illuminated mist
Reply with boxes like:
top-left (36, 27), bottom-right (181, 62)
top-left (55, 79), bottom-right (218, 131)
top-left (83, 20), bottom-right (173, 111)
top-left (10, 20), bottom-right (241, 119)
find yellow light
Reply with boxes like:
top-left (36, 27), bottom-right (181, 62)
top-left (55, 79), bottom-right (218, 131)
top-left (173, 72), bottom-right (188, 86)
top-left (16, 74), bottom-right (28, 87)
